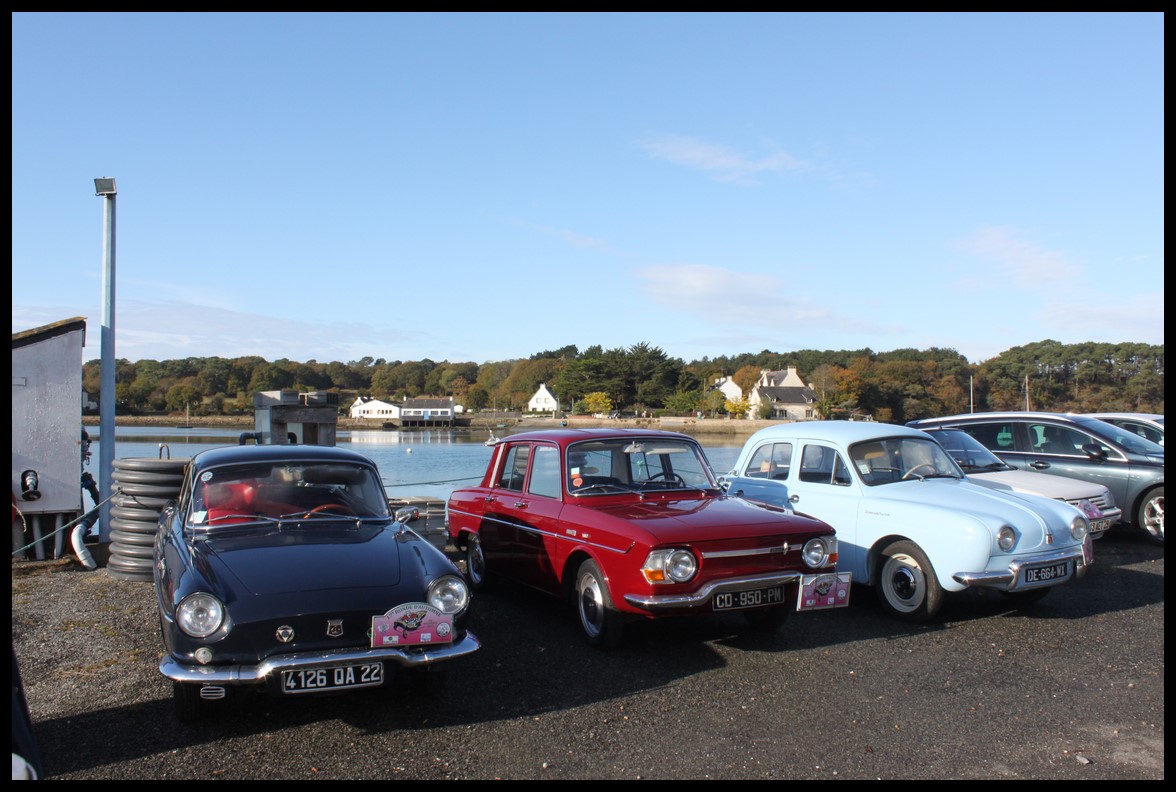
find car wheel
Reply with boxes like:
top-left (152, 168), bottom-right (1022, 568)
top-left (575, 559), bottom-right (624, 650)
top-left (464, 534), bottom-right (491, 591)
top-left (1138, 487), bottom-right (1163, 546)
top-left (742, 605), bottom-right (790, 632)
top-left (876, 540), bottom-right (943, 622)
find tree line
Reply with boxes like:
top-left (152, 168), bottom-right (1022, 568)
top-left (82, 339), bottom-right (1164, 424)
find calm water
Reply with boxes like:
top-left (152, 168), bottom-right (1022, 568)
top-left (86, 426), bottom-right (744, 503)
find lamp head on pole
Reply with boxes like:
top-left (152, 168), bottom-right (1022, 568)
top-left (94, 178), bottom-right (117, 196)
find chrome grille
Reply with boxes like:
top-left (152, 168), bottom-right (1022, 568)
top-left (1063, 493), bottom-right (1115, 511)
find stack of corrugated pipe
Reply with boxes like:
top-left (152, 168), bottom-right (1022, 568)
top-left (107, 457), bottom-right (189, 581)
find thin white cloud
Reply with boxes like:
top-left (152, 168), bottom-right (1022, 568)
top-left (640, 135), bottom-right (807, 184)
top-left (635, 263), bottom-right (889, 337)
top-left (954, 226), bottom-right (1083, 285)
top-left (14, 300), bottom-right (408, 364)
top-left (1037, 291), bottom-right (1165, 344)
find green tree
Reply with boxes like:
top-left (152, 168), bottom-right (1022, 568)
top-left (664, 388), bottom-right (703, 415)
top-left (464, 385), bottom-right (490, 411)
top-left (165, 383), bottom-right (203, 413)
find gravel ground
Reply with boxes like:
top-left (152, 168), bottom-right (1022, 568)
top-left (11, 525), bottom-right (1164, 780)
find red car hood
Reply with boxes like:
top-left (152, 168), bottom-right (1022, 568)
top-left (589, 494), bottom-right (832, 544)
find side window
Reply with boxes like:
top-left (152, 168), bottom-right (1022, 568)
top-left (832, 455), bottom-right (852, 485)
top-left (497, 445), bottom-right (531, 492)
top-left (961, 422), bottom-right (1012, 451)
top-left (745, 442), bottom-right (791, 480)
top-left (799, 444), bottom-right (849, 486)
top-left (1123, 421), bottom-right (1161, 445)
top-left (526, 445), bottom-right (560, 499)
top-left (1028, 423), bottom-right (1084, 455)
top-left (746, 445), bottom-right (772, 478)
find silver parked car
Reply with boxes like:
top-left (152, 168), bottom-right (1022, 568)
top-left (1082, 413), bottom-right (1164, 447)
top-left (920, 427), bottom-right (1121, 538)
top-left (908, 412), bottom-right (1163, 546)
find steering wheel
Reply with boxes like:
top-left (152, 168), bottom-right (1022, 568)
top-left (902, 464), bottom-right (937, 480)
top-left (307, 503), bottom-right (357, 517)
top-left (646, 472), bottom-right (687, 487)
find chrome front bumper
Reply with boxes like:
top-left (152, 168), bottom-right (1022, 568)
top-left (159, 631), bottom-right (481, 685)
top-left (622, 571), bottom-right (806, 612)
top-left (952, 545), bottom-right (1090, 591)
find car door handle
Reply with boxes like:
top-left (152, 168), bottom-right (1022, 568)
top-left (1029, 461), bottom-right (1050, 470)
top-left (514, 501), bottom-right (528, 509)
top-left (789, 494), bottom-right (799, 504)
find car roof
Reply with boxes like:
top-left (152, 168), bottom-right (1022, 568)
top-left (1082, 412), bottom-right (1163, 423)
top-left (744, 420), bottom-right (929, 446)
top-left (908, 411), bottom-right (1118, 428)
top-left (495, 428), bottom-right (697, 447)
top-left (189, 444), bottom-right (379, 470)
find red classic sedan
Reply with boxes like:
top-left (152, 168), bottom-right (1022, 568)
top-left (446, 428), bottom-right (849, 649)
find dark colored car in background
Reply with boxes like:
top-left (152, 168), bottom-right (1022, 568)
top-left (919, 426), bottom-right (1122, 539)
top-left (908, 412), bottom-right (1164, 546)
top-left (153, 445), bottom-right (479, 721)
top-left (446, 428), bottom-right (849, 649)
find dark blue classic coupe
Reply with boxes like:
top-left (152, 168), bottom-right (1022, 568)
top-left (153, 444), bottom-right (479, 721)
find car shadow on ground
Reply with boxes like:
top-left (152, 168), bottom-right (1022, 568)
top-left (30, 530), bottom-right (1163, 777)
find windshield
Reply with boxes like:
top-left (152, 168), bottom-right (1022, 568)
top-left (567, 437), bottom-right (716, 494)
top-left (848, 436), bottom-right (962, 486)
top-left (188, 460), bottom-right (391, 527)
top-left (924, 429), bottom-right (1009, 472)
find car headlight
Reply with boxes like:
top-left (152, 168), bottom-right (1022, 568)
top-left (997, 526), bottom-right (1016, 552)
top-left (1070, 515), bottom-right (1089, 542)
top-left (427, 575), bottom-right (470, 615)
top-left (642, 549), bottom-right (698, 583)
top-left (176, 593), bottom-right (225, 639)
top-left (802, 536), bottom-right (837, 569)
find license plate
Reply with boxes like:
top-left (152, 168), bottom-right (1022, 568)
top-left (713, 585), bottom-right (786, 611)
top-left (1090, 518), bottom-right (1112, 533)
top-left (280, 662), bottom-right (383, 694)
top-left (1022, 561), bottom-right (1070, 585)
top-left (798, 572), bottom-right (852, 611)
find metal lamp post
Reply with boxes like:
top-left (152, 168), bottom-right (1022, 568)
top-left (94, 177), bottom-right (117, 542)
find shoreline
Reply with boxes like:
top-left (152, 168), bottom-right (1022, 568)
top-left (83, 413), bottom-right (768, 437)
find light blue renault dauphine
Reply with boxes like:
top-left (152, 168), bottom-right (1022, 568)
top-left (719, 421), bottom-right (1093, 622)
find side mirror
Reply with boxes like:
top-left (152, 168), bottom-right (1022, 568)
top-left (395, 506), bottom-right (421, 524)
top-left (1080, 443), bottom-right (1108, 461)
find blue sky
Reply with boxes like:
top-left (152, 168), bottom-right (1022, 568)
top-left (12, 12), bottom-right (1164, 366)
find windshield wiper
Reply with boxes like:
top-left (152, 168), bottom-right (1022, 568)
top-left (276, 510), bottom-right (376, 522)
top-left (203, 513), bottom-right (280, 527)
top-left (572, 483), bottom-right (638, 495)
